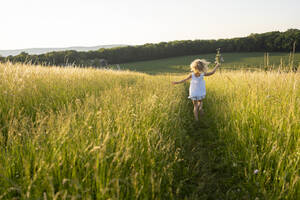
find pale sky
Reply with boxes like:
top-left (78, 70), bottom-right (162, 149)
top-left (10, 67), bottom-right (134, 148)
top-left (1, 0), bottom-right (300, 50)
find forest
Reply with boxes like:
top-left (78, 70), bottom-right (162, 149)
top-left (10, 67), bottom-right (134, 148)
top-left (1, 29), bottom-right (299, 67)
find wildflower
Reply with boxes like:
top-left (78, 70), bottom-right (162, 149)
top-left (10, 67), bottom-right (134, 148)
top-left (254, 169), bottom-right (259, 174)
top-left (215, 48), bottom-right (224, 64)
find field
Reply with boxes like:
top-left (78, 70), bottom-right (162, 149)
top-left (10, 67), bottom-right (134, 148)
top-left (0, 59), bottom-right (299, 199)
top-left (117, 52), bottom-right (300, 74)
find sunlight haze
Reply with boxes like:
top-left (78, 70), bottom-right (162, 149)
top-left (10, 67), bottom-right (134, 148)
top-left (1, 0), bottom-right (300, 49)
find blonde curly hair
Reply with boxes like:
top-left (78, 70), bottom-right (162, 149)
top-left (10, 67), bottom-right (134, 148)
top-left (190, 59), bottom-right (210, 75)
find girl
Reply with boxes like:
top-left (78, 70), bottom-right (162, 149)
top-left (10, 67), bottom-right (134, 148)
top-left (172, 59), bottom-right (220, 121)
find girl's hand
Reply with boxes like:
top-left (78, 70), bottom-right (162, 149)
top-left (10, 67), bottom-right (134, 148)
top-left (172, 81), bottom-right (178, 85)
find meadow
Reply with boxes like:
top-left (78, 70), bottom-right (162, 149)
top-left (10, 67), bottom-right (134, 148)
top-left (0, 61), bottom-right (299, 199)
top-left (117, 52), bottom-right (300, 74)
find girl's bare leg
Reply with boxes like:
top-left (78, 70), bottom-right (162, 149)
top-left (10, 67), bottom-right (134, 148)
top-left (198, 100), bottom-right (204, 115)
top-left (192, 100), bottom-right (199, 121)
top-left (197, 100), bottom-right (202, 110)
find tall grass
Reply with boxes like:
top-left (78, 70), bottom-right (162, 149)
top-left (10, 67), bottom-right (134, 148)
top-left (0, 63), bottom-right (192, 199)
top-left (205, 70), bottom-right (300, 199)
top-left (0, 62), bottom-right (299, 199)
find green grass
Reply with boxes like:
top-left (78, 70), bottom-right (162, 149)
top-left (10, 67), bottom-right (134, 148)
top-left (0, 62), bottom-right (299, 199)
top-left (116, 52), bottom-right (300, 74)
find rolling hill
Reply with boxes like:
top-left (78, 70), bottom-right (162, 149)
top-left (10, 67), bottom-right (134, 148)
top-left (0, 44), bottom-right (127, 56)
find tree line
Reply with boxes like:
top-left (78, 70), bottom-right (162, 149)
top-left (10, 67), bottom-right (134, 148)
top-left (1, 29), bottom-right (299, 67)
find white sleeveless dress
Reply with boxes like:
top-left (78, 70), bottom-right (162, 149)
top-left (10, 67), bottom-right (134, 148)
top-left (188, 73), bottom-right (206, 100)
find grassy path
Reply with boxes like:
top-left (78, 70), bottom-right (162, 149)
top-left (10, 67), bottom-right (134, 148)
top-left (177, 111), bottom-right (230, 199)
top-left (173, 84), bottom-right (231, 199)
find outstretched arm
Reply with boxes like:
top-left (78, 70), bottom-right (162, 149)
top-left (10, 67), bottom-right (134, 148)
top-left (172, 74), bottom-right (192, 84)
top-left (204, 63), bottom-right (220, 76)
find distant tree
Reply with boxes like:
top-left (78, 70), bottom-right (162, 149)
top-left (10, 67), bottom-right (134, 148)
top-left (0, 55), bottom-right (5, 63)
top-left (12, 52), bottom-right (30, 63)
